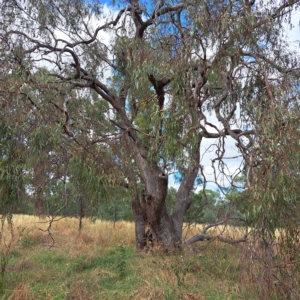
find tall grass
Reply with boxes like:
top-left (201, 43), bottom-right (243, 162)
top-left (1, 214), bottom-right (260, 300)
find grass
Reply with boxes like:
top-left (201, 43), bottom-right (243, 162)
top-left (0, 215), bottom-right (260, 300)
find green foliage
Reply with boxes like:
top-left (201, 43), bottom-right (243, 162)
top-left (201, 209), bottom-right (216, 224)
top-left (166, 186), bottom-right (249, 225)
top-left (0, 163), bottom-right (23, 213)
top-left (0, 116), bottom-right (26, 214)
top-left (248, 102), bottom-right (300, 232)
top-left (246, 102), bottom-right (300, 297)
top-left (21, 235), bottom-right (34, 249)
top-left (97, 198), bottom-right (133, 222)
top-left (185, 189), bottom-right (221, 224)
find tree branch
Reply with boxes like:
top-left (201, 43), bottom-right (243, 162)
top-left (184, 219), bottom-right (250, 245)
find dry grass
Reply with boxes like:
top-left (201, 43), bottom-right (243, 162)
top-left (0, 214), bottom-right (259, 300)
top-left (67, 280), bottom-right (93, 300)
top-left (6, 215), bottom-right (135, 253)
top-left (182, 222), bottom-right (247, 240)
top-left (8, 283), bottom-right (31, 300)
top-left (6, 214), bottom-right (246, 251)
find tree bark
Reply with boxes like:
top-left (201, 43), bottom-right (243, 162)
top-left (132, 197), bottom-right (147, 250)
top-left (35, 186), bottom-right (45, 217)
top-left (130, 139), bottom-right (201, 251)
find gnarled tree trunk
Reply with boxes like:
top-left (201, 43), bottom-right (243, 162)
top-left (130, 137), bottom-right (201, 251)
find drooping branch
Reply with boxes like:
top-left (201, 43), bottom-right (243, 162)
top-left (213, 71), bottom-right (250, 152)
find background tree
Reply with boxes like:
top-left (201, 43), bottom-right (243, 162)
top-left (0, 0), bottom-right (299, 260)
top-left (185, 189), bottom-right (221, 224)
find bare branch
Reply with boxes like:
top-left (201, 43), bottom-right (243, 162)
top-left (184, 219), bottom-right (249, 245)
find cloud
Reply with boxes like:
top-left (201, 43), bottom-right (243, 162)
top-left (284, 9), bottom-right (300, 52)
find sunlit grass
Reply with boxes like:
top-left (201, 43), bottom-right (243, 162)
top-left (0, 214), bottom-right (259, 300)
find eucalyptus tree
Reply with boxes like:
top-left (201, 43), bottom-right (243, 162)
top-left (1, 0), bottom-right (299, 252)
top-left (0, 36), bottom-right (27, 213)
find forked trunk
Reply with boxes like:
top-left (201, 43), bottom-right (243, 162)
top-left (133, 190), bottom-right (188, 251)
top-left (133, 152), bottom-right (199, 251)
top-left (126, 134), bottom-right (200, 251)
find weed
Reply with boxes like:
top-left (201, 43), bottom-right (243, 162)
top-left (21, 235), bottom-right (33, 249)
top-left (70, 257), bottom-right (92, 273)
top-left (116, 245), bottom-right (127, 279)
top-left (164, 287), bottom-right (176, 300)
top-left (170, 258), bottom-right (193, 287)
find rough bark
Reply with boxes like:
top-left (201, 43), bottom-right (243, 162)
top-left (132, 196), bottom-right (147, 250)
top-left (131, 139), bottom-right (201, 251)
top-left (139, 170), bottom-right (178, 251)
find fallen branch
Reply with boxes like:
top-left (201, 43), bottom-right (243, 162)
top-left (184, 218), bottom-right (250, 245)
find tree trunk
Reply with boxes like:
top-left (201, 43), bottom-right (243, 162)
top-left (126, 129), bottom-right (201, 251)
top-left (35, 186), bottom-right (45, 217)
top-left (124, 126), bottom-right (201, 251)
top-left (145, 204), bottom-right (178, 250)
top-left (132, 197), bottom-right (147, 250)
top-left (131, 172), bottom-right (182, 251)
top-left (78, 195), bottom-right (84, 232)
top-left (134, 166), bottom-right (199, 251)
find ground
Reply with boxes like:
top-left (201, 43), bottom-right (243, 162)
top-left (1, 215), bottom-right (258, 300)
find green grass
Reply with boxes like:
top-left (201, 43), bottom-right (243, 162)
top-left (0, 215), bottom-right (261, 300)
